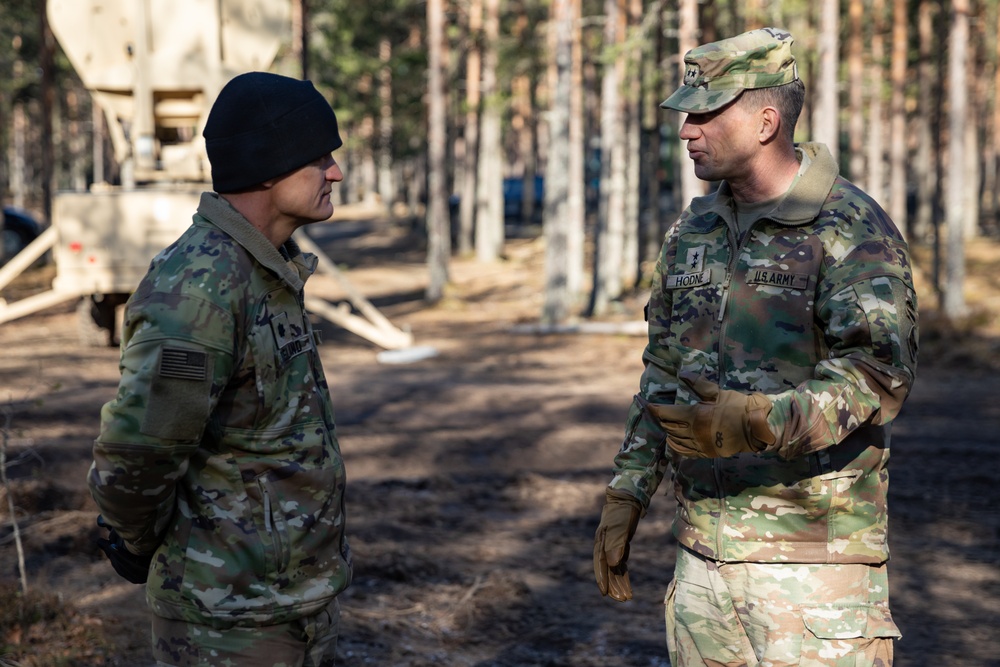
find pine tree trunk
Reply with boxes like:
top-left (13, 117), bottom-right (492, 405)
top-left (848, 0), bottom-right (865, 184)
top-left (543, 0), bottom-right (575, 325)
top-left (888, 0), bottom-right (908, 235)
top-left (944, 0), bottom-right (969, 320)
top-left (378, 37), bottom-right (395, 208)
top-left (622, 0), bottom-right (643, 291)
top-left (812, 0), bottom-right (839, 161)
top-left (982, 0), bottom-right (1000, 234)
top-left (644, 3), bottom-right (665, 266)
top-left (590, 0), bottom-right (627, 316)
top-left (426, 0), bottom-right (450, 302)
top-left (867, 0), bottom-right (887, 205)
top-left (678, 0), bottom-right (702, 207)
top-left (567, 0), bottom-right (585, 296)
top-left (40, 0), bottom-right (55, 222)
top-left (476, 0), bottom-right (505, 262)
top-left (459, 0), bottom-right (483, 256)
top-left (914, 0), bottom-right (936, 241)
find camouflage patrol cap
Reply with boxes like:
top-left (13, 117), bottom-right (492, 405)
top-left (661, 28), bottom-right (799, 114)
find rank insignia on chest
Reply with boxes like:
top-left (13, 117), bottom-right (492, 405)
top-left (269, 311), bottom-right (312, 365)
top-left (685, 245), bottom-right (707, 272)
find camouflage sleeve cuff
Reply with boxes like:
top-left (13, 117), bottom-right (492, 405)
top-left (609, 395), bottom-right (670, 508)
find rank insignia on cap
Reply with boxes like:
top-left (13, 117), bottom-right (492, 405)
top-left (684, 65), bottom-right (701, 87)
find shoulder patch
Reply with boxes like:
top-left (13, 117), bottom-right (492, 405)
top-left (159, 348), bottom-right (208, 381)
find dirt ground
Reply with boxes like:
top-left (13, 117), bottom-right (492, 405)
top-left (1, 214), bottom-right (999, 667)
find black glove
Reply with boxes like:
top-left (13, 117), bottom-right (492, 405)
top-left (96, 515), bottom-right (153, 584)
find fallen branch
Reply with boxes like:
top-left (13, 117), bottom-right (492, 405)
top-left (2, 398), bottom-right (29, 594)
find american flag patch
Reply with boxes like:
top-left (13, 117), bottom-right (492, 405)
top-left (159, 348), bottom-right (208, 381)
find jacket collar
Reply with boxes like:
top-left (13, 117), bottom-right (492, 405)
top-left (197, 192), bottom-right (317, 291)
top-left (689, 142), bottom-right (839, 228)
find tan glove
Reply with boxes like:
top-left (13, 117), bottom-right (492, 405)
top-left (647, 375), bottom-right (776, 458)
top-left (593, 488), bottom-right (643, 602)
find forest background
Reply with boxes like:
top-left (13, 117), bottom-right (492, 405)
top-left (1, 0), bottom-right (998, 322)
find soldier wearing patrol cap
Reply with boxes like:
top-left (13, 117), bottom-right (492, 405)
top-left (594, 28), bottom-right (917, 666)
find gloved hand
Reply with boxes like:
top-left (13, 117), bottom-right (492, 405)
top-left (648, 374), bottom-right (776, 458)
top-left (593, 488), bottom-right (643, 602)
top-left (96, 515), bottom-right (153, 584)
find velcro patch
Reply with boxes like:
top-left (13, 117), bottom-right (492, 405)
top-left (746, 269), bottom-right (810, 291)
top-left (158, 347), bottom-right (208, 381)
top-left (665, 269), bottom-right (712, 289)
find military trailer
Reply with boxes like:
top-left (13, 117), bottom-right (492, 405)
top-left (0, 0), bottom-right (411, 350)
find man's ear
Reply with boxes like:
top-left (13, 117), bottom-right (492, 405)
top-left (758, 106), bottom-right (782, 144)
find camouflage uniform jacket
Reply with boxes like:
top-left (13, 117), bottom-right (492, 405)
top-left (89, 192), bottom-right (351, 627)
top-left (610, 143), bottom-right (918, 564)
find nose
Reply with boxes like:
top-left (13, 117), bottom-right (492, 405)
top-left (326, 161), bottom-right (344, 182)
top-left (678, 116), bottom-right (698, 140)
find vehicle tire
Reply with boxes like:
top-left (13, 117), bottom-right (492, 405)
top-left (77, 294), bottom-right (128, 347)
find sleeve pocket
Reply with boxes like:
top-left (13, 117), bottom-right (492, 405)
top-left (141, 345), bottom-right (214, 441)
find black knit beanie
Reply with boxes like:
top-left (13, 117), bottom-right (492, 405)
top-left (203, 72), bottom-right (343, 193)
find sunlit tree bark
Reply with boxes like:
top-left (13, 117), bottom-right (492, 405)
top-left (848, 0), bottom-right (865, 184)
top-left (812, 0), bottom-right (838, 162)
top-left (944, 0), bottom-right (969, 320)
top-left (888, 0), bottom-right (908, 235)
top-left (589, 0), bottom-right (627, 316)
top-left (476, 0), bottom-right (504, 262)
top-left (426, 0), bottom-right (450, 302)
top-left (867, 0), bottom-right (887, 205)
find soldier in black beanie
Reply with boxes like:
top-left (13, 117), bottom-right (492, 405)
top-left (90, 70), bottom-right (350, 666)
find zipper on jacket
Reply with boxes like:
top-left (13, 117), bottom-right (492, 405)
top-left (713, 218), bottom-right (761, 559)
top-left (717, 271), bottom-right (731, 322)
top-left (262, 486), bottom-right (273, 535)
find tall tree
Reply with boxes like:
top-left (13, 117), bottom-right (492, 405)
top-left (566, 0), bottom-right (585, 296)
top-left (982, 0), bottom-right (1000, 232)
top-left (589, 0), bottom-right (627, 316)
top-left (426, 0), bottom-right (450, 302)
top-left (543, 0), bottom-right (576, 324)
top-left (867, 0), bottom-right (887, 205)
top-left (622, 0), bottom-right (643, 291)
top-left (812, 0), bottom-right (839, 161)
top-left (378, 37), bottom-right (396, 208)
top-left (475, 0), bottom-right (504, 262)
top-left (677, 0), bottom-right (702, 206)
top-left (847, 0), bottom-right (865, 183)
top-left (945, 0), bottom-right (969, 319)
top-left (888, 0), bottom-right (908, 234)
top-left (459, 0), bottom-right (483, 256)
top-left (914, 0), bottom-right (937, 241)
top-left (39, 0), bottom-right (54, 222)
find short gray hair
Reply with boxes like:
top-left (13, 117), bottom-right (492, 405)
top-left (738, 79), bottom-right (805, 143)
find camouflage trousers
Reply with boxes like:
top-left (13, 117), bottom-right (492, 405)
top-left (152, 598), bottom-right (341, 667)
top-left (665, 547), bottom-right (900, 667)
